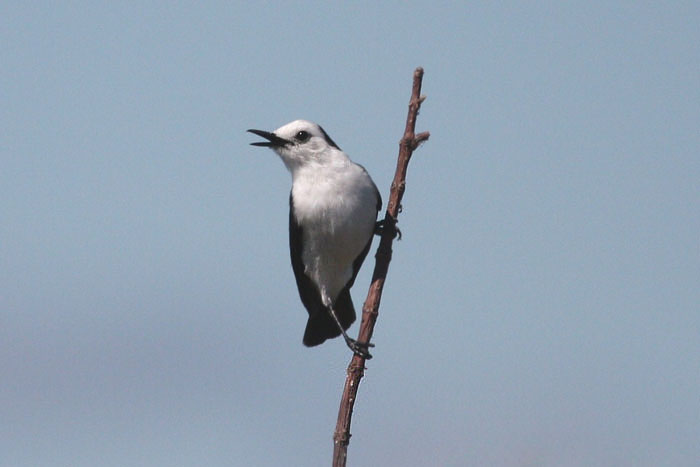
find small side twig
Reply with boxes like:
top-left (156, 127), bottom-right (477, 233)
top-left (332, 67), bottom-right (430, 467)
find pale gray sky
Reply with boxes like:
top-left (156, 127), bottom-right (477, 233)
top-left (2, 2), bottom-right (699, 466)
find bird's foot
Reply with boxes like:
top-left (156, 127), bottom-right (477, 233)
top-left (374, 219), bottom-right (402, 240)
top-left (344, 337), bottom-right (375, 360)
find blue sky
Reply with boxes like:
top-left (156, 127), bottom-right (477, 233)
top-left (2, 2), bottom-right (698, 466)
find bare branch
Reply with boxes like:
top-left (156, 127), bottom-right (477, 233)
top-left (332, 67), bottom-right (429, 466)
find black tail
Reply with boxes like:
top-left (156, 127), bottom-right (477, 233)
top-left (302, 288), bottom-right (356, 347)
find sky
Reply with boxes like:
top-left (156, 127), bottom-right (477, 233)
top-left (2, 2), bottom-right (699, 466)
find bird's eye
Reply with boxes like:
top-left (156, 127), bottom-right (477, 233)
top-left (295, 130), bottom-right (310, 142)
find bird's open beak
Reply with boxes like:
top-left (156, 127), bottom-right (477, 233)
top-left (247, 129), bottom-right (290, 148)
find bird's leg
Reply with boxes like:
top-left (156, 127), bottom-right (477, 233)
top-left (374, 218), bottom-right (401, 240)
top-left (327, 306), bottom-right (374, 360)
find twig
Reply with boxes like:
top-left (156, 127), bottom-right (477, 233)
top-left (332, 67), bottom-right (429, 466)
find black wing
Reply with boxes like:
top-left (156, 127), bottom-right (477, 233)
top-left (289, 192), bottom-right (324, 320)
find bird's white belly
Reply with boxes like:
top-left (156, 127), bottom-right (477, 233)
top-left (293, 175), bottom-right (376, 306)
top-left (301, 205), bottom-right (372, 305)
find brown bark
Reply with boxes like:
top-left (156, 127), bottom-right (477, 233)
top-left (332, 67), bottom-right (429, 466)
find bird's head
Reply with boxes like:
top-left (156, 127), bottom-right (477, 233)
top-left (248, 120), bottom-right (343, 170)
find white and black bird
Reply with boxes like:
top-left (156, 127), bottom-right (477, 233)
top-left (248, 120), bottom-right (381, 358)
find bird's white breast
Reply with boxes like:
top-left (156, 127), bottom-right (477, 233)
top-left (291, 161), bottom-right (377, 305)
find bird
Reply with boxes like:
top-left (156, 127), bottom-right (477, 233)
top-left (248, 120), bottom-right (381, 358)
